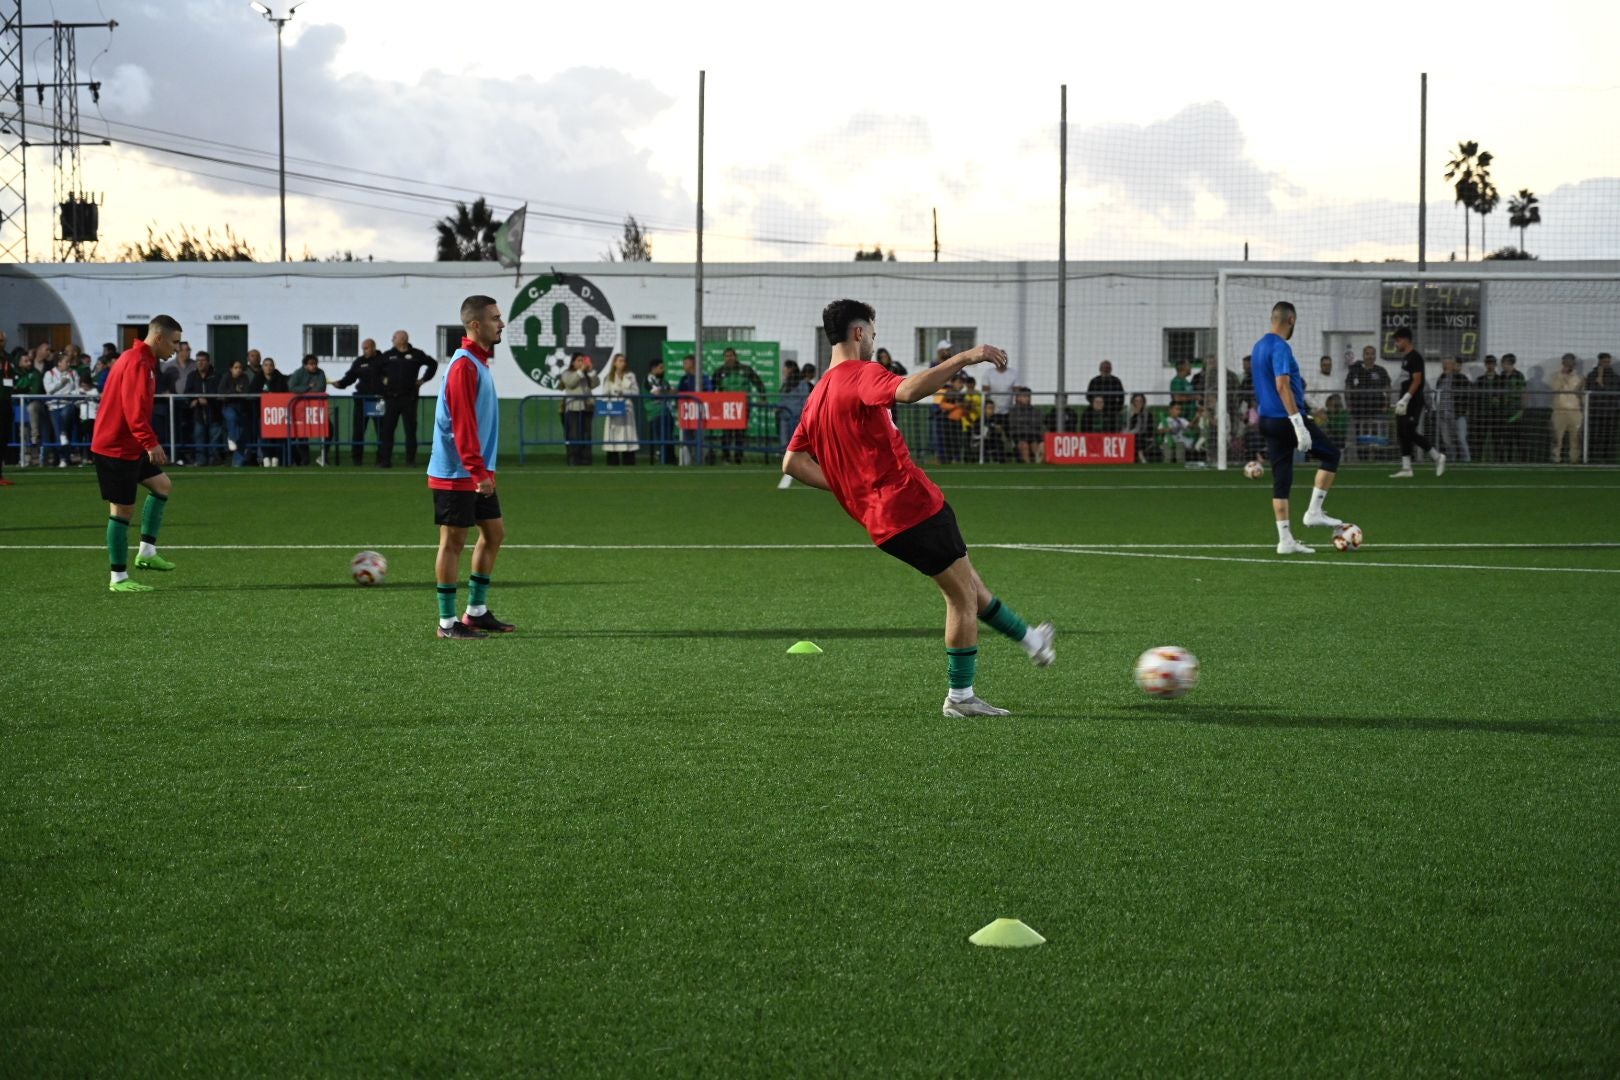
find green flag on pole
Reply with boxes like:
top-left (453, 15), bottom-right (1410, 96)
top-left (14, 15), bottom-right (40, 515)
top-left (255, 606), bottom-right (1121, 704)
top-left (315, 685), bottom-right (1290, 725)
top-left (494, 204), bottom-right (526, 270)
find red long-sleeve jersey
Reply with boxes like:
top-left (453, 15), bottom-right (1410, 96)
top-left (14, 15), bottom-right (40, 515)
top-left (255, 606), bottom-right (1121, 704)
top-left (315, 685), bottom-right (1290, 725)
top-left (90, 340), bottom-right (160, 459)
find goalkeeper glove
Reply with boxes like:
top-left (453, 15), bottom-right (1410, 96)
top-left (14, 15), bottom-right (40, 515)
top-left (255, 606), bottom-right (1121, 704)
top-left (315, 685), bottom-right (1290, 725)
top-left (1289, 413), bottom-right (1312, 454)
top-left (1394, 394), bottom-right (1411, 416)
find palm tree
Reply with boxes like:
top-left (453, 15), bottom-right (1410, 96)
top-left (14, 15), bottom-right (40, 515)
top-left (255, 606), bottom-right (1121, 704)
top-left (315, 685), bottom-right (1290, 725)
top-left (435, 198), bottom-right (499, 261)
top-left (1444, 141), bottom-right (1486, 260)
top-left (1508, 189), bottom-right (1542, 254)
top-left (1474, 179), bottom-right (1500, 254)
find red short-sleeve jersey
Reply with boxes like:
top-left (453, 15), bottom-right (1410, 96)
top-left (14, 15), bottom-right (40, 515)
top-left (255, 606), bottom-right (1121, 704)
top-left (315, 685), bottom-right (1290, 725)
top-left (787, 360), bottom-right (944, 544)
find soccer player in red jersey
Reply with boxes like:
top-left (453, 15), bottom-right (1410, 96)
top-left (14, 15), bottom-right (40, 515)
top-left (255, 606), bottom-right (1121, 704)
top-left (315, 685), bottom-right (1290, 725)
top-left (90, 315), bottom-right (184, 593)
top-left (783, 299), bottom-right (1054, 717)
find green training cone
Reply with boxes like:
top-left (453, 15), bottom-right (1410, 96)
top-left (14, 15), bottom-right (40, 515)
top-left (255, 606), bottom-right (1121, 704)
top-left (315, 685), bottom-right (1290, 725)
top-left (969, 918), bottom-right (1046, 948)
top-left (787, 641), bottom-right (824, 655)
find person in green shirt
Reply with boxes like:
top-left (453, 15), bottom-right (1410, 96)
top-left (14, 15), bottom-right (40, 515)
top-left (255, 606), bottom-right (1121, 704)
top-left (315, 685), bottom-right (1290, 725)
top-left (712, 347), bottom-right (766, 464)
top-left (13, 351), bottom-right (46, 466)
top-left (1500, 353), bottom-right (1528, 462)
top-left (1170, 361), bottom-right (1196, 416)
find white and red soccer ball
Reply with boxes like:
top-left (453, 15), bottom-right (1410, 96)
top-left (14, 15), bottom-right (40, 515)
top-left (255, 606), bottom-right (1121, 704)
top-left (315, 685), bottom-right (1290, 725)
top-left (1134, 646), bottom-right (1200, 699)
top-left (1242, 460), bottom-right (1264, 480)
top-left (1332, 523), bottom-right (1364, 552)
top-left (350, 550), bottom-right (388, 586)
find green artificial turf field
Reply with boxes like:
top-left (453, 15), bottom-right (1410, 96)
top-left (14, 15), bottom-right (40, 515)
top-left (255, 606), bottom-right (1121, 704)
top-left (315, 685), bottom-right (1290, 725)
top-left (2, 463), bottom-right (1618, 1077)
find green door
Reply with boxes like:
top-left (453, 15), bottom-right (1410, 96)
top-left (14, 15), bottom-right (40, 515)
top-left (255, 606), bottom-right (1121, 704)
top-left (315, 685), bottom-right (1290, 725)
top-left (624, 326), bottom-right (667, 382)
top-left (208, 324), bottom-right (249, 368)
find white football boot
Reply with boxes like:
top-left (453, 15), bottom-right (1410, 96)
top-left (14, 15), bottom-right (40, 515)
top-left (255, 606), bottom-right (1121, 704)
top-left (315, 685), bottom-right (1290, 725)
top-left (1276, 538), bottom-right (1316, 555)
top-left (1302, 509), bottom-right (1343, 528)
top-left (1025, 621), bottom-right (1056, 668)
top-left (942, 695), bottom-right (1012, 718)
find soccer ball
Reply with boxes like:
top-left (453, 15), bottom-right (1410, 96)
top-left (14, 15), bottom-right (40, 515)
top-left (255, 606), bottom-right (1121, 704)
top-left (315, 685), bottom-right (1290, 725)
top-left (1243, 460), bottom-right (1264, 480)
top-left (1332, 523), bottom-right (1364, 552)
top-left (350, 550), bottom-right (388, 586)
top-left (1134, 646), bottom-right (1200, 699)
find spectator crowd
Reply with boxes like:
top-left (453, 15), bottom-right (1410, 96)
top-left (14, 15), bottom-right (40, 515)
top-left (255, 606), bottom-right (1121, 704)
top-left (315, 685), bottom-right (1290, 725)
top-left (5, 334), bottom-right (1616, 468)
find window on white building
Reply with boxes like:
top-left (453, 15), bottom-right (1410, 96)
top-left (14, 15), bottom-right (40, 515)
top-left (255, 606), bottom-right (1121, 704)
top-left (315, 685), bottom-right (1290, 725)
top-left (304, 324), bottom-right (360, 362)
top-left (1164, 328), bottom-right (1217, 367)
top-left (437, 326), bottom-right (464, 360)
top-left (916, 327), bottom-right (976, 368)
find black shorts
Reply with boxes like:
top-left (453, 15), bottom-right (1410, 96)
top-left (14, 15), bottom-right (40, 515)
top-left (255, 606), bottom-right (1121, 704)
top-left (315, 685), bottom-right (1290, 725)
top-left (94, 451), bottom-right (164, 505)
top-left (432, 489), bottom-right (502, 528)
top-left (879, 502), bottom-right (968, 577)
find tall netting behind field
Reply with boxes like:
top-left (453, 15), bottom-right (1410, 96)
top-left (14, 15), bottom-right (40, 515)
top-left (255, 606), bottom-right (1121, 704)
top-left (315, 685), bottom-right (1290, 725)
top-left (1219, 272), bottom-right (1620, 466)
top-left (699, 105), bottom-right (1063, 464)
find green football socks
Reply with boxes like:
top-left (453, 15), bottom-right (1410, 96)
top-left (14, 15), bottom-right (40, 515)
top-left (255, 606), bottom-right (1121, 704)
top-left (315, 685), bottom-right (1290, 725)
top-left (140, 492), bottom-right (167, 545)
top-left (979, 596), bottom-right (1029, 643)
top-left (436, 583), bottom-right (457, 622)
top-left (947, 646), bottom-right (978, 690)
top-left (107, 515), bottom-right (130, 573)
top-left (469, 572), bottom-right (491, 610)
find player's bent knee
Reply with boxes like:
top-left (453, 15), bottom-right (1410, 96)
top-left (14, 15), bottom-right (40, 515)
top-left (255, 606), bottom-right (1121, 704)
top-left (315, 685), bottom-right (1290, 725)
top-left (477, 518), bottom-right (506, 546)
top-left (1271, 463), bottom-right (1295, 501)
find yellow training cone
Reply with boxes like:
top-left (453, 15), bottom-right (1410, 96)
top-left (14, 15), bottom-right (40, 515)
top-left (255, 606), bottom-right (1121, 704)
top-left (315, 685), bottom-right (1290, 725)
top-left (969, 918), bottom-right (1046, 948)
top-left (787, 641), bottom-right (823, 655)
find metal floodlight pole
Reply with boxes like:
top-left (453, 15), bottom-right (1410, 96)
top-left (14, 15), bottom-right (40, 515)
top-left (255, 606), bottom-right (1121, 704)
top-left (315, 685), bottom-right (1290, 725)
top-left (1215, 272), bottom-right (1228, 471)
top-left (275, 17), bottom-right (285, 261)
top-left (1056, 84), bottom-right (1067, 434)
top-left (252, 2), bottom-right (300, 262)
top-left (1418, 72), bottom-right (1428, 272)
top-left (693, 69), bottom-right (705, 466)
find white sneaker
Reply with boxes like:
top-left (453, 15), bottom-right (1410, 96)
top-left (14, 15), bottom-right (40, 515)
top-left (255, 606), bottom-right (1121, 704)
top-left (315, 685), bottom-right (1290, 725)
top-left (1276, 538), bottom-right (1316, 554)
top-left (1389, 468), bottom-right (1414, 478)
top-left (942, 695), bottom-right (1012, 718)
top-left (1302, 511), bottom-right (1343, 528)
top-left (1434, 452), bottom-right (1446, 477)
top-left (1026, 621), bottom-right (1056, 668)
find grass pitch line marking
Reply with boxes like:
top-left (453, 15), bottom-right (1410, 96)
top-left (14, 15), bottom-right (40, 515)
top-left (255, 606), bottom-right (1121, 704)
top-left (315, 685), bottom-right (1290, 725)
top-left (5, 541), bottom-right (1617, 553)
top-left (1019, 545), bottom-right (1620, 575)
top-left (939, 485), bottom-right (1620, 495)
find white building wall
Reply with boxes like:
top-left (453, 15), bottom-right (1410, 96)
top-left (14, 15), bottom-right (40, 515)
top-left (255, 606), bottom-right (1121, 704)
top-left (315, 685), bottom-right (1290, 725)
top-left (3, 260), bottom-right (1614, 399)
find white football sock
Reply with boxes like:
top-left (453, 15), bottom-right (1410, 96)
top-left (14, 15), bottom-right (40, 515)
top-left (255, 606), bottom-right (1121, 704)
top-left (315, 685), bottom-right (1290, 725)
top-left (465, 604), bottom-right (488, 617)
top-left (1400, 455), bottom-right (1413, 470)
top-left (1276, 520), bottom-right (1293, 541)
top-left (110, 570), bottom-right (128, 584)
top-left (1017, 627), bottom-right (1040, 656)
top-left (438, 617), bottom-right (455, 630)
top-left (948, 686), bottom-right (974, 703)
top-left (1430, 448), bottom-right (1443, 461)
top-left (1308, 488), bottom-right (1328, 515)
top-left (138, 541), bottom-right (157, 558)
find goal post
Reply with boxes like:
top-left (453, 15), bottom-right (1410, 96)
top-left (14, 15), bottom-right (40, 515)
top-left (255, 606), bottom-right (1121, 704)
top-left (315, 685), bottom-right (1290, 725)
top-left (1215, 267), bottom-right (1620, 470)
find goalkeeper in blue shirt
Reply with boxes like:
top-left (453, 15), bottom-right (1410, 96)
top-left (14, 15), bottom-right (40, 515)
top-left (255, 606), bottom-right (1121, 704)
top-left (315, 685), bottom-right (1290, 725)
top-left (1251, 301), bottom-right (1343, 554)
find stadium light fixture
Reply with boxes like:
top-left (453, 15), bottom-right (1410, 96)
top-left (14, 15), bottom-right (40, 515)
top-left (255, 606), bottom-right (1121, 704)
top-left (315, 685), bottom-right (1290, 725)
top-left (251, 2), bottom-right (303, 261)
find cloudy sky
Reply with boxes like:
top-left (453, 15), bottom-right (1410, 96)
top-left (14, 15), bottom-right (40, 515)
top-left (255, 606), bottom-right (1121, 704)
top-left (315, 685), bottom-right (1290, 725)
top-left (12, 0), bottom-right (1620, 264)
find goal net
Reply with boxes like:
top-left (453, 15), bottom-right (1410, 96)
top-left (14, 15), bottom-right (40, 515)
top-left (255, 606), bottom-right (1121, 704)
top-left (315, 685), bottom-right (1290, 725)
top-left (1215, 269), bottom-right (1620, 469)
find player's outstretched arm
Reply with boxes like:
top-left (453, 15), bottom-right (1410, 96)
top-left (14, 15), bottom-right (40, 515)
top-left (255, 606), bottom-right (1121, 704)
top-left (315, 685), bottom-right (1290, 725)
top-left (781, 450), bottom-right (831, 491)
top-left (895, 346), bottom-right (1008, 404)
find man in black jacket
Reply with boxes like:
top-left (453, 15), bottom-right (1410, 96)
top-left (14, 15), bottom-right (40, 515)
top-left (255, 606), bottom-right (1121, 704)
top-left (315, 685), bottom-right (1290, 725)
top-left (1086, 360), bottom-right (1125, 430)
top-left (182, 352), bottom-right (224, 465)
top-left (377, 330), bottom-right (438, 468)
top-left (331, 338), bottom-right (386, 465)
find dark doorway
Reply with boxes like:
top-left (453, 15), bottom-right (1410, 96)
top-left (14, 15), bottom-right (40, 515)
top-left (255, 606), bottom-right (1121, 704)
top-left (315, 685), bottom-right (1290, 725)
top-left (208, 324), bottom-right (249, 368)
top-left (623, 326), bottom-right (667, 382)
